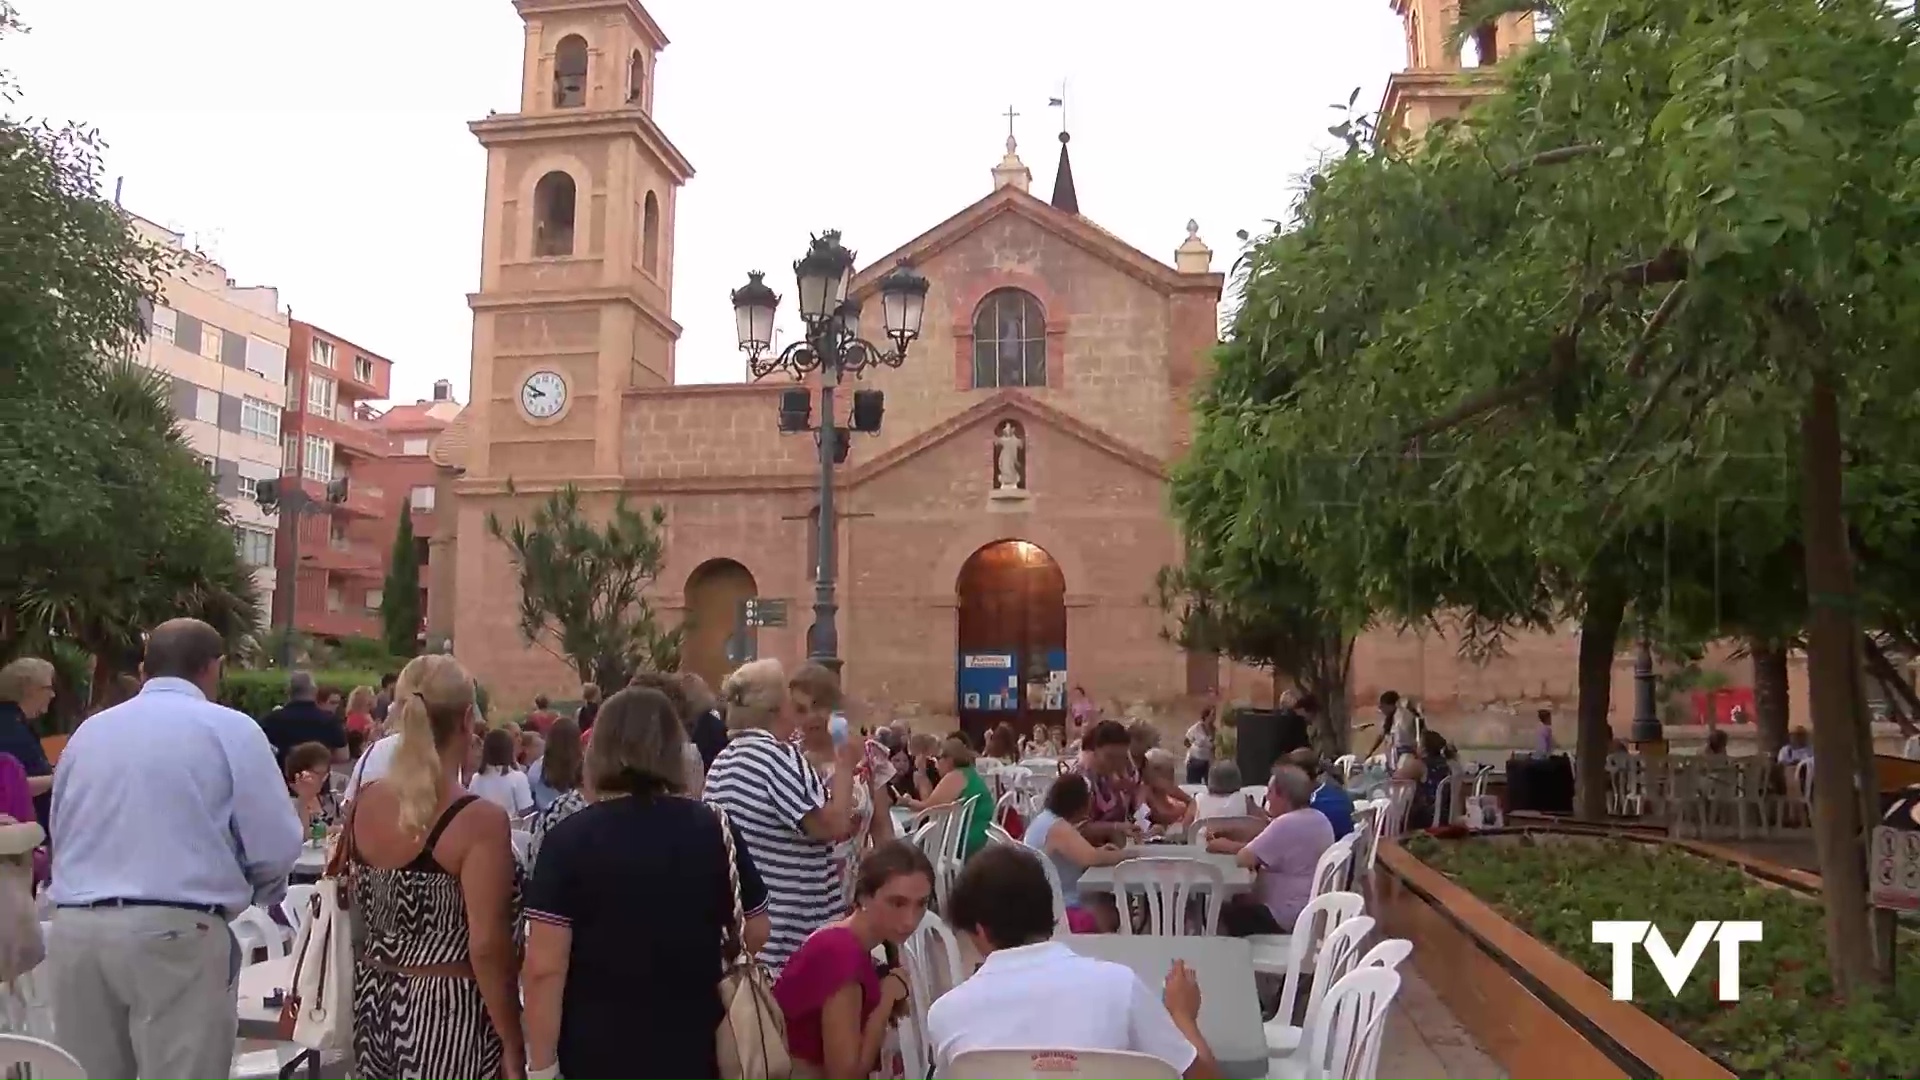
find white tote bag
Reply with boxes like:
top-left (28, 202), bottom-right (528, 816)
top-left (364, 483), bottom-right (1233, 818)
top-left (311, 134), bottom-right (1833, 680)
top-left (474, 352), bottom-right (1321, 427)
top-left (281, 877), bottom-right (354, 1054)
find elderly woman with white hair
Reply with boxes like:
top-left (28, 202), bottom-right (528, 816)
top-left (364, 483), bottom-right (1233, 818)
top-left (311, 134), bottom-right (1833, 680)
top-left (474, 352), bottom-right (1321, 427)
top-left (0, 657), bottom-right (56, 827)
top-left (1140, 746), bottom-right (1195, 830)
top-left (701, 658), bottom-right (859, 976)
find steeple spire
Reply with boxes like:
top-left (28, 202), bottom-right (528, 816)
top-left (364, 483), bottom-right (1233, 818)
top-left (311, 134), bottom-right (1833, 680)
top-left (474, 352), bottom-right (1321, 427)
top-left (1050, 131), bottom-right (1078, 215)
top-left (991, 112), bottom-right (1032, 194)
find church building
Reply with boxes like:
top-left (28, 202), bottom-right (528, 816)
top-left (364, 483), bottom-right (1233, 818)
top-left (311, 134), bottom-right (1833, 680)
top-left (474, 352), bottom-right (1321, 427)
top-left (436, 0), bottom-right (1225, 729)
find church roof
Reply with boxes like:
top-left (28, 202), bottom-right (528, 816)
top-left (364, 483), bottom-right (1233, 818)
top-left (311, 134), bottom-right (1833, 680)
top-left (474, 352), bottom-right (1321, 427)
top-left (1050, 132), bottom-right (1079, 214)
top-left (848, 184), bottom-right (1221, 300)
top-left (845, 388), bottom-right (1168, 490)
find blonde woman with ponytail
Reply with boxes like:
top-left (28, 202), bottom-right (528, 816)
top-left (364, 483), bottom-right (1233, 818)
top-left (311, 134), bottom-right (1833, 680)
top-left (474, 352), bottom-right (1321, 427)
top-left (346, 654), bottom-right (527, 1080)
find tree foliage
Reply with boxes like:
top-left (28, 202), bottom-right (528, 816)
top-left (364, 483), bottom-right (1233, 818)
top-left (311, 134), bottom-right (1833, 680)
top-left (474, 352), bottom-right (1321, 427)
top-left (1178, 0), bottom-right (1920, 995)
top-left (381, 504), bottom-right (421, 659)
top-left (486, 485), bottom-right (684, 689)
top-left (0, 5), bottom-right (258, 682)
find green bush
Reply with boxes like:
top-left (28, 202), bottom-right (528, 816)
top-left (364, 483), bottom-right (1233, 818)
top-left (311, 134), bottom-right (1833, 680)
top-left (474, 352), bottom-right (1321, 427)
top-left (1405, 834), bottom-right (1920, 1079)
top-left (220, 668), bottom-right (385, 721)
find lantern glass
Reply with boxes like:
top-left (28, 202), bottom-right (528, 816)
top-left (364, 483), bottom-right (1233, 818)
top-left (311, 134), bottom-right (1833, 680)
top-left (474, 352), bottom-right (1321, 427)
top-left (877, 263), bottom-right (930, 341)
top-left (794, 252), bottom-right (836, 321)
top-left (729, 271), bottom-right (779, 350)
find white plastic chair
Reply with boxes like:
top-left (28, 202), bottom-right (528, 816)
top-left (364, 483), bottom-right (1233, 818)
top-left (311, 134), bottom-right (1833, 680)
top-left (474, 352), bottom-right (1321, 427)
top-left (947, 1048), bottom-right (1180, 1079)
top-left (1356, 937), bottom-right (1412, 972)
top-left (1263, 915), bottom-right (1377, 1057)
top-left (1249, 887), bottom-right (1365, 984)
top-left (1332, 754), bottom-right (1359, 783)
top-left (1268, 967), bottom-right (1402, 1080)
top-left (278, 883), bottom-right (317, 946)
top-left (509, 829), bottom-right (533, 866)
top-left (232, 1044), bottom-right (320, 1080)
top-left (1248, 836), bottom-right (1358, 975)
top-left (1109, 857), bottom-right (1224, 936)
top-left (0, 1034), bottom-right (86, 1079)
top-left (901, 910), bottom-right (968, 1047)
top-left (1377, 782), bottom-right (1414, 847)
top-left (909, 795), bottom-right (981, 911)
top-left (1347, 803), bottom-right (1381, 884)
top-left (230, 905), bottom-right (288, 963)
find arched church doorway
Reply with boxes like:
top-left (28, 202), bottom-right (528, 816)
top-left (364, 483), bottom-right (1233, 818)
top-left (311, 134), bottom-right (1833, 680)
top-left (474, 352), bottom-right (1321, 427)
top-left (955, 540), bottom-right (1066, 742)
top-left (684, 559), bottom-right (757, 693)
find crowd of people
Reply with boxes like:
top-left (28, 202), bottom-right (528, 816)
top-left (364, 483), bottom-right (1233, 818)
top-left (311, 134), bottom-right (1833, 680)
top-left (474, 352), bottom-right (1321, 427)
top-left (2, 624), bottom-right (1402, 1080)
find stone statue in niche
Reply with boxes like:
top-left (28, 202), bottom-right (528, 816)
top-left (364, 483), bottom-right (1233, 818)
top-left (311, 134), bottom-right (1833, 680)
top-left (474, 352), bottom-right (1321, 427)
top-left (993, 420), bottom-right (1027, 493)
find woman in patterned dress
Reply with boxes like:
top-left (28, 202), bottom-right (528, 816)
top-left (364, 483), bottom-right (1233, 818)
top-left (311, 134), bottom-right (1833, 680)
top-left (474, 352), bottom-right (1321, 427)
top-left (796, 693), bottom-right (895, 905)
top-left (346, 654), bottom-right (525, 1079)
top-left (528, 717), bottom-right (587, 867)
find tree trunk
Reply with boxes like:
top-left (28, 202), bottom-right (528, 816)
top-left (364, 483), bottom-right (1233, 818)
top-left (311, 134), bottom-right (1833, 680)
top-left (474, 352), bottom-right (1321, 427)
top-left (1750, 640), bottom-right (1791, 763)
top-left (1575, 579), bottom-right (1626, 820)
top-left (1302, 635), bottom-right (1355, 757)
top-left (1798, 372), bottom-right (1879, 998)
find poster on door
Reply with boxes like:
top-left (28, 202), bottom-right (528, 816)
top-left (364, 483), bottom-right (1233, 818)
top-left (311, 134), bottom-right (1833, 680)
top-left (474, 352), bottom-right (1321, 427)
top-left (1026, 649), bottom-right (1069, 710)
top-left (959, 653), bottom-right (1018, 712)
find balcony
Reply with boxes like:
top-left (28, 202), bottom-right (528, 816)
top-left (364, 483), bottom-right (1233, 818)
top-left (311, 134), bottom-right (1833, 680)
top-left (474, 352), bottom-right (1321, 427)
top-left (299, 608), bottom-right (381, 641)
top-left (303, 408), bottom-right (393, 460)
top-left (300, 537), bottom-right (382, 576)
top-left (282, 478), bottom-right (385, 519)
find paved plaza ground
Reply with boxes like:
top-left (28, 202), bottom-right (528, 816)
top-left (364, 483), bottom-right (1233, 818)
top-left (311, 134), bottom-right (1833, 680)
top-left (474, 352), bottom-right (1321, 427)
top-left (1378, 969), bottom-right (1507, 1080)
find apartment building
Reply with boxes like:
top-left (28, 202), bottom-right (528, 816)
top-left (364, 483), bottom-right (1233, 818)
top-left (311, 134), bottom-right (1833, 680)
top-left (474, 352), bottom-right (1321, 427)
top-left (276, 321), bottom-right (395, 641)
top-left (129, 216), bottom-right (290, 627)
top-left (355, 380), bottom-right (465, 652)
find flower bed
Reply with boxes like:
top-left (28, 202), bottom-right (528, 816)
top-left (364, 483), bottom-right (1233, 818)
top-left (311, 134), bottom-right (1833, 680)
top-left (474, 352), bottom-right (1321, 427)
top-left (1403, 834), bottom-right (1920, 1079)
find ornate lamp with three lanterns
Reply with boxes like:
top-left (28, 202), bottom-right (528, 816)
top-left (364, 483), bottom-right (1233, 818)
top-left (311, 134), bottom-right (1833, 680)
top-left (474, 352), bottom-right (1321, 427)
top-left (730, 231), bottom-right (930, 672)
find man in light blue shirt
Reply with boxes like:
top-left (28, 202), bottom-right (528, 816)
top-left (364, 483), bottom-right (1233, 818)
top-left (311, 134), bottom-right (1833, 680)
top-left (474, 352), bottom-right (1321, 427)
top-left (49, 618), bottom-right (302, 1080)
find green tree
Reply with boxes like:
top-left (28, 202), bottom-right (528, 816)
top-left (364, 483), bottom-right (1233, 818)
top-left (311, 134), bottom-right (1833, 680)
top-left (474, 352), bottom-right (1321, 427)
top-left (486, 485), bottom-right (684, 689)
top-left (381, 504), bottom-right (421, 659)
top-left (1182, 0), bottom-right (1920, 996)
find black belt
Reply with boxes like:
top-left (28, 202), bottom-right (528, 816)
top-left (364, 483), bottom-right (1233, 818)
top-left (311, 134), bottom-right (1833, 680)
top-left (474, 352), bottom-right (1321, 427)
top-left (58, 898), bottom-right (226, 917)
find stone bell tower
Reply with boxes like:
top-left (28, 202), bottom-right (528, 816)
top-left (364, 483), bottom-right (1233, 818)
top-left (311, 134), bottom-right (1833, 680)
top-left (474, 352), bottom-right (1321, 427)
top-left (1381, 1), bottom-right (1537, 141)
top-left (463, 0), bottom-right (694, 484)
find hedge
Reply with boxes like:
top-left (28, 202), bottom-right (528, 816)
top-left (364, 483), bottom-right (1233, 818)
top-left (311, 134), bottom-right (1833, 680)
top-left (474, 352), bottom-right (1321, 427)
top-left (220, 668), bottom-right (491, 722)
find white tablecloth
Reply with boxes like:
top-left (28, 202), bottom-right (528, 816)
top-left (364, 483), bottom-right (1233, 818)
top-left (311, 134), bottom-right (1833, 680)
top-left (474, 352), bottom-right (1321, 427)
top-left (1061, 934), bottom-right (1267, 1079)
top-left (237, 953), bottom-right (296, 1039)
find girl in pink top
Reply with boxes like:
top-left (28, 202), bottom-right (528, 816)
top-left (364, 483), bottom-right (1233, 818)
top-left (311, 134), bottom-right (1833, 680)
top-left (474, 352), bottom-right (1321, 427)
top-left (772, 841), bottom-right (934, 1079)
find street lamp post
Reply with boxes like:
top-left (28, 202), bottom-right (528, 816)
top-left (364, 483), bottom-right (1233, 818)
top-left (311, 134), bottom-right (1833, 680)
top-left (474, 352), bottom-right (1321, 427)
top-left (731, 231), bottom-right (929, 674)
top-left (255, 476), bottom-right (348, 667)
top-left (1629, 636), bottom-right (1664, 745)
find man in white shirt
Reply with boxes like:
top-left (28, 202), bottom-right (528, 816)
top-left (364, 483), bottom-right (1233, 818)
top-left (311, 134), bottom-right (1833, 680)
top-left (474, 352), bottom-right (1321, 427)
top-left (1777, 726), bottom-right (1815, 766)
top-left (50, 618), bottom-right (303, 1080)
top-left (927, 845), bottom-right (1220, 1079)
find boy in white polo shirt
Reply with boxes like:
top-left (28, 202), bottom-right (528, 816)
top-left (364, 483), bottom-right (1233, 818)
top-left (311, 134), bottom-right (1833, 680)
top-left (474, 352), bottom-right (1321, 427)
top-left (926, 845), bottom-right (1221, 1079)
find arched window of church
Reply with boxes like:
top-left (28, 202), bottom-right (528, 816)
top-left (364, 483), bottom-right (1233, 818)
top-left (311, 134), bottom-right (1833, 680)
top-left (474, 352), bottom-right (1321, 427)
top-left (533, 171), bottom-right (577, 257)
top-left (642, 191), bottom-right (661, 273)
top-left (554, 35), bottom-right (589, 108)
top-left (970, 289), bottom-right (1047, 389)
top-left (627, 50), bottom-right (645, 104)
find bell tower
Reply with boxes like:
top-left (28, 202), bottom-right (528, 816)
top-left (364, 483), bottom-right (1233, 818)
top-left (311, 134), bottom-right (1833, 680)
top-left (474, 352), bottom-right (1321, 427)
top-left (1381, 1), bottom-right (1536, 141)
top-left (464, 0), bottom-right (693, 484)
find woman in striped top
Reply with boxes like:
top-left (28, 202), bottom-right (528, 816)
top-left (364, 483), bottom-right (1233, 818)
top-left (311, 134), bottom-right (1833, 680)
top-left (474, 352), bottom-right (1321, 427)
top-left (703, 659), bottom-right (860, 975)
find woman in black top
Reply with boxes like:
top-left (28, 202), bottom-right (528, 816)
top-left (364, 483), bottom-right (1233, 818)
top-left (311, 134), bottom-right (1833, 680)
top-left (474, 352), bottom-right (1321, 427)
top-left (523, 687), bottom-right (771, 1079)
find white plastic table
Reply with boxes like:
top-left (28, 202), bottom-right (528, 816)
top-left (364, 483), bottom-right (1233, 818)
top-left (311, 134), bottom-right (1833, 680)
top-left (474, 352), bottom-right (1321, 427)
top-left (236, 953), bottom-right (296, 1039)
top-left (1061, 934), bottom-right (1268, 1079)
top-left (291, 842), bottom-right (327, 881)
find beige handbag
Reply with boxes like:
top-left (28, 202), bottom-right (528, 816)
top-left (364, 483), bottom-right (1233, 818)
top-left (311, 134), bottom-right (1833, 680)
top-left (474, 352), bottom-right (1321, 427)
top-left (278, 803), bottom-right (357, 1060)
top-left (0, 821), bottom-right (45, 985)
top-left (712, 807), bottom-right (791, 1080)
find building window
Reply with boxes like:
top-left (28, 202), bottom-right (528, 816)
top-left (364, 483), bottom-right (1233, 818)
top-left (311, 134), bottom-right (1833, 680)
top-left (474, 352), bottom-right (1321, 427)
top-left (354, 354), bottom-right (374, 383)
top-left (198, 322), bottom-right (223, 361)
top-left (282, 435), bottom-right (299, 473)
top-left (970, 289), bottom-right (1048, 389)
top-left (234, 525), bottom-right (274, 567)
top-left (642, 190), bottom-right (660, 274)
top-left (303, 434), bottom-right (333, 483)
top-left (410, 485), bottom-right (436, 512)
top-left (326, 586), bottom-right (343, 613)
top-left (554, 34), bottom-right (589, 108)
top-left (306, 373), bottom-right (336, 419)
top-left (402, 436), bottom-right (430, 455)
top-left (246, 336), bottom-right (286, 381)
top-left (193, 387), bottom-right (220, 424)
top-left (202, 455), bottom-right (220, 479)
top-left (627, 49), bottom-right (644, 104)
top-left (237, 474), bottom-right (260, 502)
top-left (311, 339), bottom-right (335, 370)
top-left (241, 396), bottom-right (280, 440)
top-left (151, 304), bottom-right (177, 344)
top-left (534, 171), bottom-right (577, 257)
top-left (365, 589), bottom-right (383, 611)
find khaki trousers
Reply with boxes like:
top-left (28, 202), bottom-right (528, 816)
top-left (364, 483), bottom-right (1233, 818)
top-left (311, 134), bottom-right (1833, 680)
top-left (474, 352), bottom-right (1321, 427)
top-left (48, 905), bottom-right (239, 1080)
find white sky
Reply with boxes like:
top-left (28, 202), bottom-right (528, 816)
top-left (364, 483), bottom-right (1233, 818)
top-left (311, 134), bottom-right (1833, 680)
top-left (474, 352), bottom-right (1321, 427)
top-left (7, 1), bottom-right (1404, 405)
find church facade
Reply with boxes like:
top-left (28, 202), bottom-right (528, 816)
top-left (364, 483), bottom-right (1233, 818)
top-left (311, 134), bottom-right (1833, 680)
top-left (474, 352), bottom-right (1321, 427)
top-left (437, 0), bottom-right (1224, 728)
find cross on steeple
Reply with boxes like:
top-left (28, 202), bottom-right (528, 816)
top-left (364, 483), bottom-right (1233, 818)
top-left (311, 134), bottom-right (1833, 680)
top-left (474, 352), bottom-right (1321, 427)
top-left (1003, 105), bottom-right (1020, 141)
